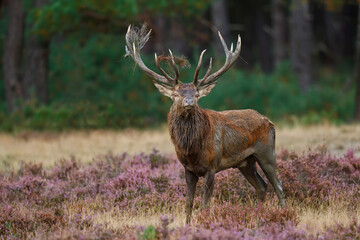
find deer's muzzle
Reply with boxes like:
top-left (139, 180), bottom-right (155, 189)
top-left (183, 98), bottom-right (195, 108)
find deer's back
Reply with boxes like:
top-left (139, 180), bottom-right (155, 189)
top-left (206, 108), bottom-right (274, 141)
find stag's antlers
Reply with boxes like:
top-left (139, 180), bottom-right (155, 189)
top-left (125, 25), bottom-right (179, 87)
top-left (125, 24), bottom-right (241, 88)
top-left (193, 32), bottom-right (241, 88)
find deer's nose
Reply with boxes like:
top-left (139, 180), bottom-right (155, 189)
top-left (183, 98), bottom-right (194, 107)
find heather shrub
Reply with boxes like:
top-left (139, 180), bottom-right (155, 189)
top-left (151, 174), bottom-right (169, 193)
top-left (6, 175), bottom-right (46, 202)
top-left (70, 213), bottom-right (93, 230)
top-left (321, 219), bottom-right (360, 240)
top-left (149, 148), bottom-right (169, 169)
top-left (210, 168), bottom-right (252, 203)
top-left (196, 203), bottom-right (298, 229)
top-left (0, 204), bottom-right (64, 238)
top-left (277, 149), bottom-right (360, 202)
top-left (36, 225), bottom-right (116, 240)
top-left (50, 157), bottom-right (80, 180)
top-left (0, 149), bottom-right (359, 239)
top-left (17, 162), bottom-right (44, 177)
top-left (133, 217), bottom-right (360, 240)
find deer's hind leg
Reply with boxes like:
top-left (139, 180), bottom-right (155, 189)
top-left (238, 155), bottom-right (268, 201)
top-left (254, 145), bottom-right (286, 208)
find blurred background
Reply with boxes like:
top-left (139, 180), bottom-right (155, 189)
top-left (1, 0), bottom-right (360, 131)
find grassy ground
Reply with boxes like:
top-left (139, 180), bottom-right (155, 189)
top-left (1, 124), bottom-right (360, 170)
top-left (0, 124), bottom-right (360, 239)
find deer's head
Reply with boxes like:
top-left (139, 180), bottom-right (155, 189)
top-left (125, 25), bottom-right (241, 115)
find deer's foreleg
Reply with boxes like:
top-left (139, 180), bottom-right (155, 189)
top-left (202, 170), bottom-right (215, 209)
top-left (185, 169), bottom-right (198, 224)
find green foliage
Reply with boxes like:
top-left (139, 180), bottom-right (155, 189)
top-left (0, 33), bottom-right (172, 131)
top-left (0, 32), bottom-right (355, 131)
top-left (27, 0), bottom-right (211, 38)
top-left (0, 0), bottom-right (356, 131)
top-left (139, 226), bottom-right (157, 240)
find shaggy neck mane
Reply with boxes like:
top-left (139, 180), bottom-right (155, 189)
top-left (168, 106), bottom-right (210, 155)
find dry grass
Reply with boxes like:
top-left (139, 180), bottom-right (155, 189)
top-left (58, 196), bottom-right (360, 235)
top-left (61, 197), bottom-right (186, 231)
top-left (297, 198), bottom-right (360, 234)
top-left (1, 124), bottom-right (360, 171)
top-left (276, 124), bottom-right (360, 156)
top-left (92, 207), bottom-right (186, 231)
top-left (0, 127), bottom-right (174, 171)
top-left (1, 124), bottom-right (359, 235)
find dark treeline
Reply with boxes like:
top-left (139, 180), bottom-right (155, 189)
top-left (1, 0), bottom-right (360, 131)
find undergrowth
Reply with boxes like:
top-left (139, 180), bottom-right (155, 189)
top-left (0, 148), bottom-right (359, 239)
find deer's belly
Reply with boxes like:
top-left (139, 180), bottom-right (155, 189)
top-left (185, 165), bottom-right (208, 177)
top-left (217, 148), bottom-right (255, 171)
top-left (217, 157), bottom-right (239, 171)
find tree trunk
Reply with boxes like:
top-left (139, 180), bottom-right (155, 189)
top-left (23, 38), bottom-right (50, 104)
top-left (342, 3), bottom-right (358, 59)
top-left (272, 0), bottom-right (287, 67)
top-left (153, 14), bottom-right (167, 54)
top-left (290, 0), bottom-right (312, 92)
top-left (323, 6), bottom-right (343, 62)
top-left (255, 12), bottom-right (273, 73)
top-left (23, 0), bottom-right (50, 104)
top-left (170, 16), bottom-right (189, 56)
top-left (211, 0), bottom-right (231, 57)
top-left (354, 3), bottom-right (360, 121)
top-left (2, 0), bottom-right (25, 112)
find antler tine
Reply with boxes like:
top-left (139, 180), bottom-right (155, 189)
top-left (198, 32), bottom-right (242, 87)
top-left (235, 34), bottom-right (241, 53)
top-left (198, 48), bottom-right (232, 86)
top-left (193, 49), bottom-right (207, 86)
top-left (154, 53), bottom-right (174, 82)
top-left (168, 49), bottom-right (180, 84)
top-left (125, 25), bottom-right (176, 87)
top-left (140, 29), bottom-right (152, 49)
top-left (218, 31), bottom-right (229, 53)
top-left (203, 57), bottom-right (213, 80)
top-left (124, 26), bottom-right (132, 57)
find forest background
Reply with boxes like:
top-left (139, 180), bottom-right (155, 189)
top-left (1, 0), bottom-right (360, 131)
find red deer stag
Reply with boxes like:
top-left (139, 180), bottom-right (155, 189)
top-left (125, 25), bottom-right (286, 224)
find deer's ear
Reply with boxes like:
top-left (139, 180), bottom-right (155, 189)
top-left (154, 82), bottom-right (173, 98)
top-left (198, 82), bottom-right (217, 98)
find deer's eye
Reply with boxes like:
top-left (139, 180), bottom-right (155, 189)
top-left (173, 93), bottom-right (179, 97)
top-left (195, 93), bottom-right (200, 98)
